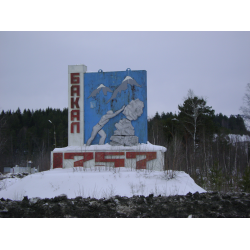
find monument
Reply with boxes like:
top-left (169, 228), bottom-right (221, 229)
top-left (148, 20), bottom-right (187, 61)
top-left (51, 65), bottom-right (166, 170)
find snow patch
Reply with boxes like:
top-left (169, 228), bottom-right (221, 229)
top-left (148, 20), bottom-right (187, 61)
top-left (53, 141), bottom-right (167, 153)
top-left (123, 76), bottom-right (133, 82)
top-left (0, 168), bottom-right (205, 201)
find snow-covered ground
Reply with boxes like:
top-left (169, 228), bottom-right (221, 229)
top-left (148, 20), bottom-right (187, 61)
top-left (227, 134), bottom-right (250, 143)
top-left (0, 168), bottom-right (205, 200)
top-left (214, 133), bottom-right (250, 142)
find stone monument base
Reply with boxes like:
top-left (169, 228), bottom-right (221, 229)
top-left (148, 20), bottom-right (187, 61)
top-left (51, 142), bottom-right (167, 171)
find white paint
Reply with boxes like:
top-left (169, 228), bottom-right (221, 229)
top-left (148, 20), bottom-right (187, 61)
top-left (68, 65), bottom-right (87, 146)
top-left (51, 142), bottom-right (167, 171)
top-left (123, 76), bottom-right (133, 81)
top-left (50, 151), bottom-right (54, 170)
top-left (52, 150), bottom-right (164, 171)
top-left (97, 84), bottom-right (106, 89)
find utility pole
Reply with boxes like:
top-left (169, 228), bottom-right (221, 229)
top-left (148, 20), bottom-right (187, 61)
top-left (48, 120), bottom-right (56, 148)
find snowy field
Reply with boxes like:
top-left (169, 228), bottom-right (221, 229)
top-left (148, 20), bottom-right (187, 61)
top-left (0, 168), bottom-right (206, 200)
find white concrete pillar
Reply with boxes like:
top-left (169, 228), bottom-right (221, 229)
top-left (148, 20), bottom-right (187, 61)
top-left (68, 65), bottom-right (87, 146)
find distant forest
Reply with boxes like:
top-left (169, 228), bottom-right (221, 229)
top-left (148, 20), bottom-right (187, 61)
top-left (0, 108), bottom-right (68, 172)
top-left (0, 105), bottom-right (250, 192)
top-left (0, 107), bottom-right (248, 168)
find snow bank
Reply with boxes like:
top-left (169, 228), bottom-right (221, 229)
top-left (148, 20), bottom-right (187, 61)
top-left (0, 168), bottom-right (205, 200)
top-left (227, 134), bottom-right (250, 143)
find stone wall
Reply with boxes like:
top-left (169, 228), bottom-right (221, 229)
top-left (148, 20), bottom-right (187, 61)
top-left (1, 192), bottom-right (250, 218)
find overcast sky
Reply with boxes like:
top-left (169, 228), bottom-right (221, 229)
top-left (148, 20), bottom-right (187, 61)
top-left (1, 31), bottom-right (249, 118)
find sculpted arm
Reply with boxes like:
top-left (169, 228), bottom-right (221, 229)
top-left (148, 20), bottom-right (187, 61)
top-left (111, 105), bottom-right (126, 118)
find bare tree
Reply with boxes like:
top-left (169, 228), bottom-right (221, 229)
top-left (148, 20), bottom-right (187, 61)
top-left (240, 82), bottom-right (250, 129)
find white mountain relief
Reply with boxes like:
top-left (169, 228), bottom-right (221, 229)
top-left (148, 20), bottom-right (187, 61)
top-left (106, 76), bottom-right (141, 103)
top-left (88, 84), bottom-right (113, 98)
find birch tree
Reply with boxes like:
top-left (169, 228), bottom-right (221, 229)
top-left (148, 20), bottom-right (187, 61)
top-left (240, 82), bottom-right (250, 129)
top-left (178, 89), bottom-right (214, 154)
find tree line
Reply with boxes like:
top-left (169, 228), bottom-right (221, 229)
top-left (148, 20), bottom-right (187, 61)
top-left (148, 90), bottom-right (250, 192)
top-left (0, 108), bottom-right (68, 172)
top-left (0, 89), bottom-right (250, 192)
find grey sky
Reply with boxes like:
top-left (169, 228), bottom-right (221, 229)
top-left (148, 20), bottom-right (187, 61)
top-left (0, 31), bottom-right (249, 117)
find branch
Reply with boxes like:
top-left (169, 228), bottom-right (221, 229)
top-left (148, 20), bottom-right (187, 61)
top-left (182, 123), bottom-right (194, 139)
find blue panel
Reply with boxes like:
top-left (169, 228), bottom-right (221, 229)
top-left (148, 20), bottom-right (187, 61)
top-left (84, 70), bottom-right (147, 145)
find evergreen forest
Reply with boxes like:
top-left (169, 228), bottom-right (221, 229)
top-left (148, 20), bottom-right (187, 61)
top-left (1, 94), bottom-right (250, 192)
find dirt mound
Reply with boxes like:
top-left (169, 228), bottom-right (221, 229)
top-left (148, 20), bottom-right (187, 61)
top-left (1, 191), bottom-right (250, 218)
